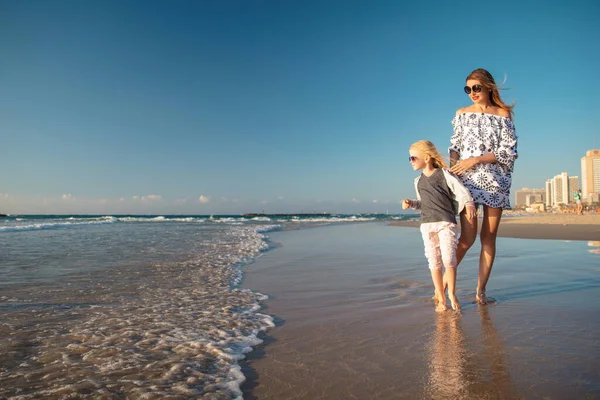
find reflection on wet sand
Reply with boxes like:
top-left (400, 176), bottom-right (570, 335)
top-left (426, 307), bottom-right (521, 400)
top-left (587, 241), bottom-right (600, 255)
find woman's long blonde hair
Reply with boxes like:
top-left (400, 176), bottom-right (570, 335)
top-left (467, 68), bottom-right (515, 119)
top-left (410, 140), bottom-right (448, 169)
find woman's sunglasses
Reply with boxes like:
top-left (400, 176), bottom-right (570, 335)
top-left (464, 84), bottom-right (483, 95)
top-left (408, 156), bottom-right (419, 162)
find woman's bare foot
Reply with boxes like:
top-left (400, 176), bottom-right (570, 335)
top-left (476, 290), bottom-right (489, 305)
top-left (448, 294), bottom-right (461, 311)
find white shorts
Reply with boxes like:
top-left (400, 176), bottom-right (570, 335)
top-left (420, 221), bottom-right (458, 270)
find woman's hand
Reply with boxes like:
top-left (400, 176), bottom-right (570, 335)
top-left (465, 204), bottom-right (477, 219)
top-left (450, 157), bottom-right (478, 175)
top-left (402, 199), bottom-right (412, 210)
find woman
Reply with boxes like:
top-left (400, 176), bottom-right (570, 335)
top-left (448, 68), bottom-right (518, 304)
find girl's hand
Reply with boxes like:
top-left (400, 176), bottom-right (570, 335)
top-left (450, 157), bottom-right (478, 175)
top-left (402, 199), bottom-right (412, 210)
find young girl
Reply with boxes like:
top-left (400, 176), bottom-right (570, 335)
top-left (402, 140), bottom-right (476, 312)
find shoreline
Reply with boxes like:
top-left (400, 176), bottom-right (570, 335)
top-left (389, 213), bottom-right (600, 241)
top-left (241, 223), bottom-right (600, 399)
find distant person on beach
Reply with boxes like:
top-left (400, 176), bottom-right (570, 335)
top-left (448, 68), bottom-right (518, 305)
top-left (574, 190), bottom-right (583, 215)
top-left (402, 140), bottom-right (476, 312)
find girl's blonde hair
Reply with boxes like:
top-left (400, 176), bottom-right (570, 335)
top-left (467, 68), bottom-right (515, 119)
top-left (409, 140), bottom-right (448, 169)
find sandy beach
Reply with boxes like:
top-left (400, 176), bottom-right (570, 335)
top-left (389, 213), bottom-right (600, 241)
top-left (242, 222), bottom-right (600, 399)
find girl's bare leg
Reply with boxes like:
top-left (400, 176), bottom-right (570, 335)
top-left (445, 267), bottom-right (461, 311)
top-left (431, 268), bottom-right (447, 312)
top-left (476, 206), bottom-right (503, 304)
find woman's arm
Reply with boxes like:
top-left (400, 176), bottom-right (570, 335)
top-left (449, 151), bottom-right (460, 167)
top-left (448, 112), bottom-right (464, 167)
top-left (450, 153), bottom-right (497, 175)
top-left (493, 118), bottom-right (518, 172)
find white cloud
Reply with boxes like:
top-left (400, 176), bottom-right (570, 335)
top-left (62, 193), bottom-right (72, 200)
top-left (372, 199), bottom-right (379, 204)
top-left (351, 198), bottom-right (360, 203)
top-left (142, 194), bottom-right (162, 202)
top-left (198, 195), bottom-right (210, 204)
top-left (132, 196), bottom-right (139, 200)
top-left (119, 197), bottom-right (125, 202)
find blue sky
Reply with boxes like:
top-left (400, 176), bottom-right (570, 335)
top-left (1, 0), bottom-right (599, 214)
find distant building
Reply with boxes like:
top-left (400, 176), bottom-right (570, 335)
top-left (568, 176), bottom-right (580, 203)
top-left (514, 188), bottom-right (545, 207)
top-left (581, 149), bottom-right (600, 202)
top-left (527, 202), bottom-right (546, 213)
top-left (545, 179), bottom-right (553, 207)
top-left (544, 172), bottom-right (580, 207)
top-left (551, 172), bottom-right (569, 206)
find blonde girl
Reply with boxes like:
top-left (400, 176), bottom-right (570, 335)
top-left (402, 140), bottom-right (476, 311)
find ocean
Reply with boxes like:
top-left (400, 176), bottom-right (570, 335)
top-left (0, 214), bottom-right (414, 399)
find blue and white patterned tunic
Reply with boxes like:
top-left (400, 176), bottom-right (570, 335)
top-left (449, 112), bottom-right (518, 209)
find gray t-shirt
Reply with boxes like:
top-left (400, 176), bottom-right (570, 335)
top-left (417, 169), bottom-right (457, 224)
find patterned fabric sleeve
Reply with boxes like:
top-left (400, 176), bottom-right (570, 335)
top-left (448, 116), bottom-right (462, 156)
top-left (493, 118), bottom-right (518, 172)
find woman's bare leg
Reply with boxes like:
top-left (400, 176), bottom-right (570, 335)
top-left (456, 207), bottom-right (478, 265)
top-left (442, 208), bottom-right (478, 291)
top-left (476, 206), bottom-right (503, 304)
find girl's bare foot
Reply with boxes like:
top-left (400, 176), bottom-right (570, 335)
top-left (476, 290), bottom-right (488, 305)
top-left (435, 293), bottom-right (447, 312)
top-left (448, 294), bottom-right (461, 311)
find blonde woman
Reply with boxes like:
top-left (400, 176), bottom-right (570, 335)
top-left (449, 68), bottom-right (519, 304)
top-left (403, 140), bottom-right (476, 311)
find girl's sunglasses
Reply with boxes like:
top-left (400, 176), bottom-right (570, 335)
top-left (464, 84), bottom-right (483, 95)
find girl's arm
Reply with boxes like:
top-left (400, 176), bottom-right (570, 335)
top-left (402, 199), bottom-right (421, 210)
top-left (442, 169), bottom-right (475, 215)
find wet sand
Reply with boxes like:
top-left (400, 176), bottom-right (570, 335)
top-left (389, 213), bottom-right (600, 241)
top-left (242, 223), bottom-right (600, 399)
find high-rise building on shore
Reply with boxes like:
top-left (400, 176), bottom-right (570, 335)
top-left (552, 172), bottom-right (568, 206)
top-left (545, 172), bottom-right (579, 207)
top-left (545, 179), bottom-right (553, 207)
top-left (581, 149), bottom-right (600, 201)
top-left (568, 176), bottom-right (580, 203)
top-left (514, 188), bottom-right (545, 207)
